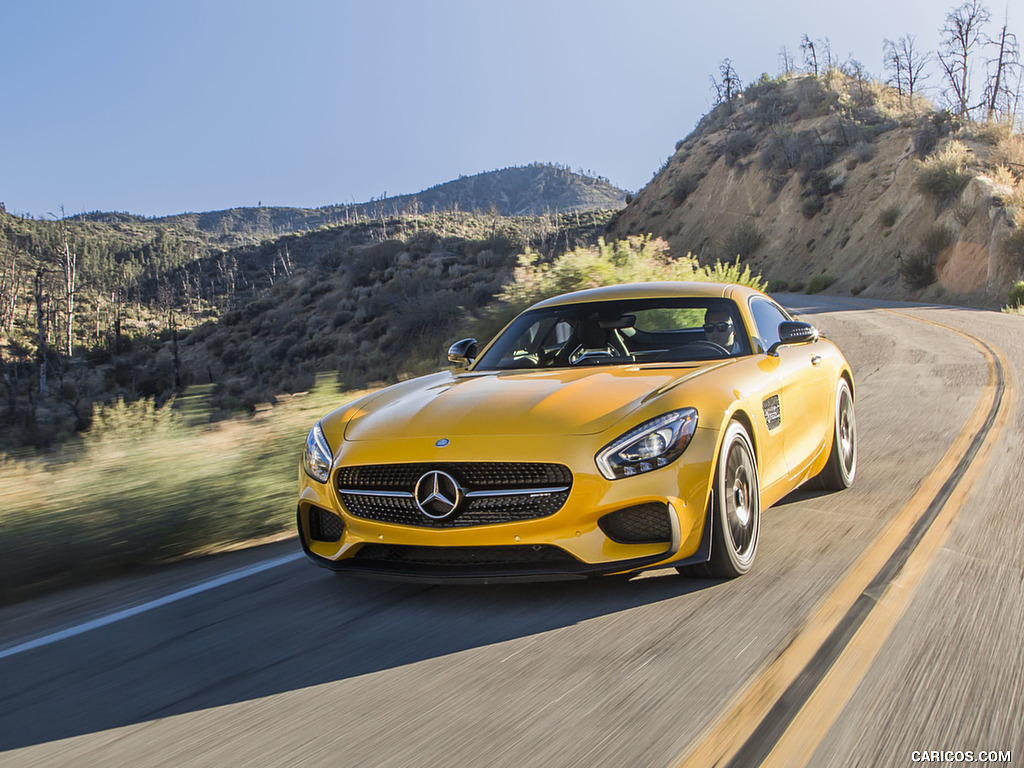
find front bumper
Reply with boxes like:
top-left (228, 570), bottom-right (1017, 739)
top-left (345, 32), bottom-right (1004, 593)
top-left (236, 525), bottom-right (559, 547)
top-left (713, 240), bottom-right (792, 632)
top-left (296, 430), bottom-right (717, 582)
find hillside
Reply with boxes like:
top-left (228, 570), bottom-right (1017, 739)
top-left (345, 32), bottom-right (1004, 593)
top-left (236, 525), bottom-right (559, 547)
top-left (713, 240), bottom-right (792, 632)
top-left (77, 164), bottom-right (627, 238)
top-left (6, 73), bottom-right (1024, 455)
top-left (0, 206), bottom-right (616, 449)
top-left (607, 73), bottom-right (1024, 308)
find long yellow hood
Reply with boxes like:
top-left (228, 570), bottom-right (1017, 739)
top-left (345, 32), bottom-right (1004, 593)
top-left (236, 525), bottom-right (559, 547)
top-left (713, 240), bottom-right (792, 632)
top-left (341, 365), bottom-right (712, 441)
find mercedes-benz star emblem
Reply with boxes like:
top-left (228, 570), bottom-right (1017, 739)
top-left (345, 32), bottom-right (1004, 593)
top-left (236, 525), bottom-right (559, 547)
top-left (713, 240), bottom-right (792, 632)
top-left (414, 470), bottom-right (463, 519)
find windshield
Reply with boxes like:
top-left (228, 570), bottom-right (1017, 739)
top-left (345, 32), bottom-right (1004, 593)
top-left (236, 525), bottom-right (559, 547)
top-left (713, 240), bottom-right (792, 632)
top-left (475, 297), bottom-right (751, 370)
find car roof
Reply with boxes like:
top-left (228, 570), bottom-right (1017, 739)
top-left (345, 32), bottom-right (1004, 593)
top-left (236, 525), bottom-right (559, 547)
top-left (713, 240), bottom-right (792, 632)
top-left (529, 281), bottom-right (768, 310)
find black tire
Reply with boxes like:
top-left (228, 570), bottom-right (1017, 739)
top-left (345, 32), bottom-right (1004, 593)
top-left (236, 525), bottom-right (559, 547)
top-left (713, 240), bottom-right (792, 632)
top-left (810, 377), bottom-right (857, 491)
top-left (680, 421), bottom-right (760, 579)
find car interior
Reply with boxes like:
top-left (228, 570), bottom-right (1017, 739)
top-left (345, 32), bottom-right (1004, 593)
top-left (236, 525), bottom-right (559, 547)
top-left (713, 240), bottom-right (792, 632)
top-left (476, 298), bottom-right (752, 369)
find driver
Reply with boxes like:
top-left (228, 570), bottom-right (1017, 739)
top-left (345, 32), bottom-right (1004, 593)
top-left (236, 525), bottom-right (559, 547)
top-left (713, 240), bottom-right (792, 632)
top-left (703, 308), bottom-right (741, 354)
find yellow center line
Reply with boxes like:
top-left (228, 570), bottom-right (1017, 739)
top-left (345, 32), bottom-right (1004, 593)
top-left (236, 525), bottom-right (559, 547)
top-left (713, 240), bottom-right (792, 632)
top-left (672, 309), bottom-right (1013, 768)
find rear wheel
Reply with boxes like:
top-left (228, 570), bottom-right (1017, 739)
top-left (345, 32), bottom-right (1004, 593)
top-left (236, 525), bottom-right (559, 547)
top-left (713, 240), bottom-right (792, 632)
top-left (680, 421), bottom-right (760, 579)
top-left (810, 378), bottom-right (856, 490)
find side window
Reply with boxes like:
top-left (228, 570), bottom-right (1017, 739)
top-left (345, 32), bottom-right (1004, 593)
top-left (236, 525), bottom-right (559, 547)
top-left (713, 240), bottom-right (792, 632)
top-left (748, 299), bottom-right (791, 354)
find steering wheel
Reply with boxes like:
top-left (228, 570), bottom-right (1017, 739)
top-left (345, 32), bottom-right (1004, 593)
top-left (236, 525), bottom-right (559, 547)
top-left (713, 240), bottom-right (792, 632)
top-left (685, 340), bottom-right (730, 357)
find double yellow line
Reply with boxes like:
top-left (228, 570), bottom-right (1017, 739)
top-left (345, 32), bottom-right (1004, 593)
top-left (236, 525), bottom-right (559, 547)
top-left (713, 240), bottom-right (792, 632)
top-left (674, 310), bottom-right (1013, 768)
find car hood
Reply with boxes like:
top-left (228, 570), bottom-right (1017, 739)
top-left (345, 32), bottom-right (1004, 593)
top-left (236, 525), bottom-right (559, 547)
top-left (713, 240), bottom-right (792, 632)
top-left (341, 365), bottom-right (715, 441)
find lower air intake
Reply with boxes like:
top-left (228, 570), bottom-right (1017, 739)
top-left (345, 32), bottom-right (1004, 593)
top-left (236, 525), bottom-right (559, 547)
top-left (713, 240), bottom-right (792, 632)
top-left (353, 544), bottom-right (578, 567)
top-left (308, 506), bottom-right (345, 542)
top-left (598, 503), bottom-right (673, 544)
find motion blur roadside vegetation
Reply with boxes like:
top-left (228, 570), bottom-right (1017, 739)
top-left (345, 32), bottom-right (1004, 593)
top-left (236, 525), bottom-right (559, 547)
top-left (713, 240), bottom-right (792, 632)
top-left (0, 376), bottom-right (369, 602)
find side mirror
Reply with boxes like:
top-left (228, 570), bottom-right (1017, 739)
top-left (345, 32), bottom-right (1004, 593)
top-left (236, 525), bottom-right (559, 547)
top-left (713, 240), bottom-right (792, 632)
top-left (447, 338), bottom-right (478, 368)
top-left (767, 321), bottom-right (818, 356)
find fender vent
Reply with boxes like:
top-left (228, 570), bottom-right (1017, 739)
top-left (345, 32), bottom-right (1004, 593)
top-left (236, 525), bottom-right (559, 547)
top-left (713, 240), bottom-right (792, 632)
top-left (763, 394), bottom-right (782, 431)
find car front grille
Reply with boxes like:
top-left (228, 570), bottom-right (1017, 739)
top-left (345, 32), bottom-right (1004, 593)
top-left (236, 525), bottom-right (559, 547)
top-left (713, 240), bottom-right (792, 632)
top-left (336, 462), bottom-right (573, 528)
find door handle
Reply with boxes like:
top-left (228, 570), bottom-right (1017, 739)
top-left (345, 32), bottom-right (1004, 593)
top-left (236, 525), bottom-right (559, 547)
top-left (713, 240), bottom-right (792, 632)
top-left (811, 355), bottom-right (822, 366)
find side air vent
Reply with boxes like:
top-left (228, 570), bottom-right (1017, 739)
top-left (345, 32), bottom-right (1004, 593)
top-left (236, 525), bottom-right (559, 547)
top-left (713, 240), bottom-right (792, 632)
top-left (762, 394), bottom-right (782, 431)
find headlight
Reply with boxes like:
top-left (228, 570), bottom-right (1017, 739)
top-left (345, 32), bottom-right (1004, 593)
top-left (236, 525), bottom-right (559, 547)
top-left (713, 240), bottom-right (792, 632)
top-left (596, 408), bottom-right (698, 480)
top-left (303, 422), bottom-right (334, 483)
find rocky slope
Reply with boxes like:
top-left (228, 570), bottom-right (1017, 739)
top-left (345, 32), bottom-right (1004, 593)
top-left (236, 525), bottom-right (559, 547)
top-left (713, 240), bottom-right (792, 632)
top-left (607, 74), bottom-right (1023, 308)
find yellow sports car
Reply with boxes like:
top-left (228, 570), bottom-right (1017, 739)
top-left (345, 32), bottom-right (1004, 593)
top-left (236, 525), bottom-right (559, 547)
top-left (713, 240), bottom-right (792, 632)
top-left (297, 282), bottom-right (856, 582)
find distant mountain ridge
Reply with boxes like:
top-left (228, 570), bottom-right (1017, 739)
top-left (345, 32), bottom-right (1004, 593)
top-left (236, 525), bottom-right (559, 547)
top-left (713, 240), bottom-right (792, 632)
top-left (77, 164), bottom-right (627, 237)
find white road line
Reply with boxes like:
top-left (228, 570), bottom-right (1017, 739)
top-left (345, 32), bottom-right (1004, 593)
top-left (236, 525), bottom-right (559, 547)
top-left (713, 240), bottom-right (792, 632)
top-left (0, 551), bottom-right (304, 661)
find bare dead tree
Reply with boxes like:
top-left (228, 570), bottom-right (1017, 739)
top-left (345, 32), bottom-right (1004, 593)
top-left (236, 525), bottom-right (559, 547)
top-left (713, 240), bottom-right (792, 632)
top-left (819, 37), bottom-right (835, 74)
top-left (778, 45), bottom-right (795, 75)
top-left (277, 245), bottom-right (293, 279)
top-left (56, 207), bottom-right (77, 357)
top-left (710, 58), bottom-right (743, 113)
top-left (885, 35), bottom-right (932, 107)
top-left (34, 268), bottom-right (49, 394)
top-left (938, 0), bottom-right (991, 119)
top-left (883, 38), bottom-right (906, 104)
top-left (0, 242), bottom-right (22, 335)
top-left (801, 35), bottom-right (818, 77)
top-left (902, 35), bottom-right (932, 102)
top-left (984, 16), bottom-right (1022, 122)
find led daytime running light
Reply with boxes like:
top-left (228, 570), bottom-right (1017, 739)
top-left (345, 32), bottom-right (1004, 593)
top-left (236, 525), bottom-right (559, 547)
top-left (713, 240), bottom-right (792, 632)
top-left (303, 422), bottom-right (334, 483)
top-left (596, 408), bottom-right (698, 480)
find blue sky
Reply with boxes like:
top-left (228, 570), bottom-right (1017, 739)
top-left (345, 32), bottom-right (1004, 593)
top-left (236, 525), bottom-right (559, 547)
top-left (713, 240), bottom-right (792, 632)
top-left (0, 1), bottom-right (977, 218)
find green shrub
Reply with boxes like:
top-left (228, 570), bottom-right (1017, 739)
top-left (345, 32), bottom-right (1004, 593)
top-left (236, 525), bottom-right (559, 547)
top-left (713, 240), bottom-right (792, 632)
top-left (898, 225), bottom-right (956, 290)
top-left (804, 170), bottom-right (834, 198)
top-left (672, 174), bottom-right (701, 204)
top-left (724, 130), bottom-right (758, 166)
top-left (853, 142), bottom-right (875, 162)
top-left (801, 195), bottom-right (825, 218)
top-left (1006, 280), bottom-right (1024, 308)
top-left (953, 202), bottom-right (975, 226)
top-left (761, 131), bottom-right (803, 173)
top-left (898, 251), bottom-right (936, 289)
top-left (723, 221), bottom-right (765, 260)
top-left (744, 72), bottom-right (785, 102)
top-left (919, 224), bottom-right (956, 256)
top-left (913, 125), bottom-right (939, 158)
top-left (806, 274), bottom-right (836, 294)
top-left (878, 205), bottom-right (901, 228)
top-left (1002, 228), bottom-right (1024, 270)
top-left (766, 278), bottom-right (789, 293)
top-left (916, 141), bottom-right (974, 202)
top-left (483, 237), bottom-right (766, 340)
top-left (87, 397), bottom-right (178, 443)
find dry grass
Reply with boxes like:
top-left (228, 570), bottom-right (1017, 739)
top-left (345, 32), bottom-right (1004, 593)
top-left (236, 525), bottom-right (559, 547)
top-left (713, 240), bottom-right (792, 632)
top-left (0, 379), bottom-right (372, 601)
top-left (991, 134), bottom-right (1024, 179)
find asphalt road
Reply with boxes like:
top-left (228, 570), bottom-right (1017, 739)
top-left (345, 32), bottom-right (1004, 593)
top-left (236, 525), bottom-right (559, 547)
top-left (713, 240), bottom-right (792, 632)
top-left (0, 296), bottom-right (1019, 768)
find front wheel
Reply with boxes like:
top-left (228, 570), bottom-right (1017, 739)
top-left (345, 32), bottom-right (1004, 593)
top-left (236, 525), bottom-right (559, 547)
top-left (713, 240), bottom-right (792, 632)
top-left (681, 421), bottom-right (760, 579)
